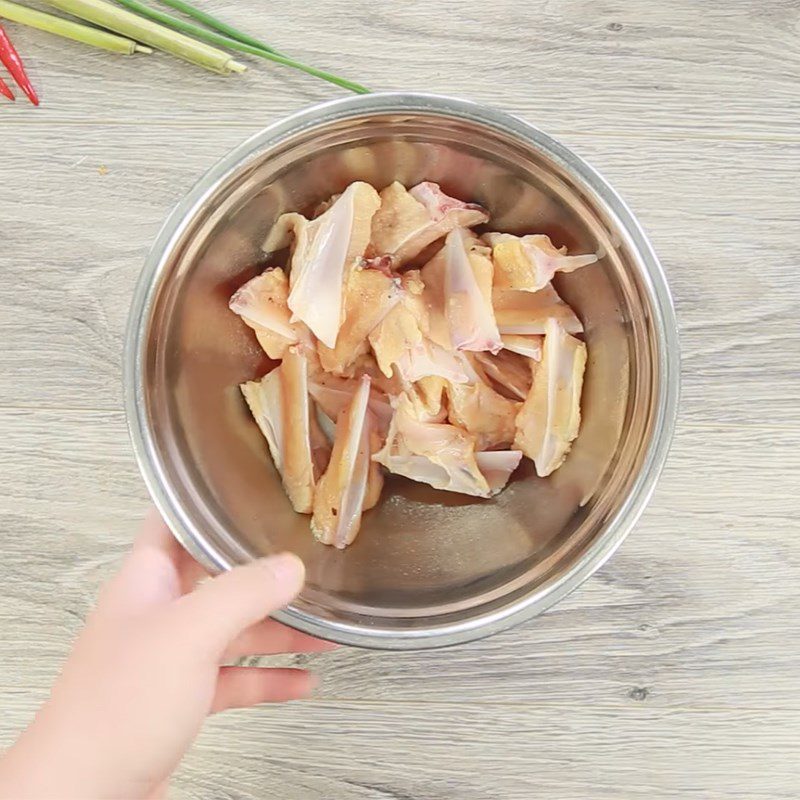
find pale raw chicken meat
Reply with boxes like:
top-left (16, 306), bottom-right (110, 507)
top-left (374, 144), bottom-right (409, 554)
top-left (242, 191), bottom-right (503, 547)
top-left (471, 349), bottom-right (534, 402)
top-left (394, 376), bottom-right (449, 421)
top-left (485, 233), bottom-right (598, 292)
top-left (311, 376), bottom-right (384, 549)
top-left (422, 229), bottom-right (502, 353)
top-left (347, 352), bottom-right (404, 396)
top-left (262, 182), bottom-right (381, 348)
top-left (318, 268), bottom-right (401, 375)
top-left (514, 318), bottom-right (587, 477)
top-left (368, 270), bottom-right (470, 384)
top-left (229, 268), bottom-right (308, 360)
top-left (501, 334), bottom-right (544, 361)
top-left (413, 375), bottom-right (447, 416)
top-left (370, 181), bottom-right (489, 267)
top-left (233, 182), bottom-right (592, 547)
top-left (240, 348), bottom-right (330, 513)
top-left (446, 375), bottom-right (520, 450)
top-left (374, 394), bottom-right (493, 497)
top-left (493, 284), bottom-right (583, 336)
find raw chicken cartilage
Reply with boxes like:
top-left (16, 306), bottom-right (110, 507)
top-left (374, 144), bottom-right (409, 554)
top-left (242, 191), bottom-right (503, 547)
top-left (376, 417), bottom-right (518, 497)
top-left (368, 269), bottom-right (470, 384)
top-left (240, 369), bottom-right (285, 473)
top-left (377, 454), bottom-right (495, 498)
top-left (318, 268), bottom-right (401, 375)
top-left (492, 284), bottom-right (583, 336)
top-left (311, 376), bottom-right (384, 549)
top-left (485, 232), bottom-right (598, 292)
top-left (446, 378), bottom-right (520, 450)
top-left (370, 181), bottom-right (489, 267)
top-left (229, 268), bottom-right (302, 359)
top-left (474, 450), bottom-right (524, 494)
top-left (263, 182), bottom-right (381, 349)
top-left (240, 350), bottom-right (330, 514)
top-left (501, 334), bottom-right (544, 361)
top-left (514, 318), bottom-right (587, 477)
top-left (308, 374), bottom-right (393, 435)
top-left (281, 347), bottom-right (330, 512)
top-left (421, 229), bottom-right (503, 354)
top-left (374, 394), bottom-right (492, 497)
top-left (409, 182), bottom-right (487, 223)
top-left (471, 349), bottom-right (534, 402)
top-left (394, 340), bottom-right (471, 384)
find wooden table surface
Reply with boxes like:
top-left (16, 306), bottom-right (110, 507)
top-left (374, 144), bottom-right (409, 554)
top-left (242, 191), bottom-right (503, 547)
top-left (1, 1), bottom-right (799, 797)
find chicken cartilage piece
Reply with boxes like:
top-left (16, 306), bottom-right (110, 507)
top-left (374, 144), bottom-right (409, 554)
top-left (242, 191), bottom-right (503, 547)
top-left (471, 349), bottom-right (534, 402)
top-left (485, 233), bottom-right (598, 292)
top-left (318, 268), bottom-right (401, 375)
top-left (422, 229), bottom-right (502, 354)
top-left (370, 181), bottom-right (489, 267)
top-left (309, 374), bottom-right (393, 435)
top-left (229, 268), bottom-right (305, 360)
top-left (263, 182), bottom-right (381, 349)
top-left (241, 348), bottom-right (330, 513)
top-left (500, 334), bottom-right (544, 361)
top-left (311, 376), bottom-right (384, 549)
top-left (514, 318), bottom-right (587, 477)
top-left (492, 284), bottom-right (583, 336)
top-left (374, 394), bottom-right (492, 498)
top-left (474, 450), bottom-right (524, 494)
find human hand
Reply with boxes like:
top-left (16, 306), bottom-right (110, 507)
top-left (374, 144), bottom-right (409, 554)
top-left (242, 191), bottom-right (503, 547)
top-left (0, 509), bottom-right (335, 800)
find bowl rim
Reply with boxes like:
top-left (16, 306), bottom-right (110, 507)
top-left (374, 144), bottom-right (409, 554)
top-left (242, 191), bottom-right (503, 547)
top-left (124, 92), bottom-right (680, 650)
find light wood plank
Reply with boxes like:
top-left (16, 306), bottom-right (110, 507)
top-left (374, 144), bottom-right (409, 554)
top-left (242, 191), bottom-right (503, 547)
top-left (1, 1), bottom-right (799, 142)
top-left (2, 1), bottom-right (799, 797)
top-left (2, 696), bottom-right (797, 799)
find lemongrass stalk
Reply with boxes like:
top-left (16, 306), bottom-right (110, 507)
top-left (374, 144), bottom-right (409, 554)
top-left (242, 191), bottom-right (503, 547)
top-left (0, 0), bottom-right (151, 54)
top-left (157, 0), bottom-right (282, 56)
top-left (42, 0), bottom-right (245, 73)
top-left (114, 0), bottom-right (369, 93)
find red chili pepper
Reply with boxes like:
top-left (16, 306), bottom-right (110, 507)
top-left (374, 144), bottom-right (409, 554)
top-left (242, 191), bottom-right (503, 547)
top-left (0, 24), bottom-right (38, 106)
top-left (0, 74), bottom-right (13, 102)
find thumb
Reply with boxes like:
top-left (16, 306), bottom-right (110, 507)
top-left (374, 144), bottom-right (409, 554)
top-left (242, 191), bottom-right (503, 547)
top-left (169, 553), bottom-right (305, 653)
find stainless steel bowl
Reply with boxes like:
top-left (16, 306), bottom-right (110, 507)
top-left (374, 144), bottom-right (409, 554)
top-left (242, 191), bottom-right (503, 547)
top-left (125, 93), bottom-right (679, 649)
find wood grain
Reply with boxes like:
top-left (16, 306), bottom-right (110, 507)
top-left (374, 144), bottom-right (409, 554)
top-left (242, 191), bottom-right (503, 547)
top-left (1, 1), bottom-right (799, 141)
top-left (1, 0), bottom-right (799, 798)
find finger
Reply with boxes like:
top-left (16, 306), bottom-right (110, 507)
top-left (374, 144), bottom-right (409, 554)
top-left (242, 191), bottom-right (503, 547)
top-left (211, 667), bottom-right (315, 712)
top-left (225, 619), bottom-right (338, 659)
top-left (132, 508), bottom-right (210, 595)
top-left (132, 507), bottom-right (180, 554)
top-left (170, 553), bottom-right (305, 653)
top-left (99, 510), bottom-right (183, 614)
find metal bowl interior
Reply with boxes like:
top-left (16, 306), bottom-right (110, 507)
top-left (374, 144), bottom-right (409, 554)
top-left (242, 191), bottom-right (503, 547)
top-left (126, 94), bottom-right (678, 649)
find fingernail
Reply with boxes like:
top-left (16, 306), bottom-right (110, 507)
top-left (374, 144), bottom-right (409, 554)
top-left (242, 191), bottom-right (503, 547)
top-left (264, 552), bottom-right (305, 586)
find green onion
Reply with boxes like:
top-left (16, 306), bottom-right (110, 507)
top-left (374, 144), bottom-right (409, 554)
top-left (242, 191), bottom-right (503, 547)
top-left (156, 0), bottom-right (282, 56)
top-left (114, 0), bottom-right (369, 93)
top-left (141, 0), bottom-right (370, 94)
top-left (42, 0), bottom-right (246, 73)
top-left (0, 0), bottom-right (152, 54)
